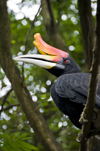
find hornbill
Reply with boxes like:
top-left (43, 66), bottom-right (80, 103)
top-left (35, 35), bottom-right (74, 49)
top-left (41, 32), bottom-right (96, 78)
top-left (14, 33), bottom-right (100, 137)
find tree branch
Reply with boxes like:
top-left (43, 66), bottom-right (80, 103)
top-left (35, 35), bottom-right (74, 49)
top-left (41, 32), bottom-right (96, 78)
top-left (24, 4), bottom-right (41, 55)
top-left (0, 1), bottom-right (63, 151)
top-left (79, 0), bottom-right (100, 150)
top-left (0, 88), bottom-right (13, 109)
top-left (41, 0), bottom-right (69, 52)
top-left (45, 0), bottom-right (55, 26)
top-left (78, 0), bottom-right (95, 72)
top-left (22, 4), bottom-right (41, 81)
top-left (0, 103), bottom-right (20, 113)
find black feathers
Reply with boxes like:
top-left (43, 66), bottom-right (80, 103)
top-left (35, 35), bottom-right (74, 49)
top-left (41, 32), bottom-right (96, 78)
top-left (55, 73), bottom-right (100, 107)
top-left (51, 73), bottom-right (100, 129)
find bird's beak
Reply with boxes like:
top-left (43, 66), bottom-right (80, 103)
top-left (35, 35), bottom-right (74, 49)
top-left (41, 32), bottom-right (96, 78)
top-left (13, 33), bottom-right (68, 70)
top-left (13, 54), bottom-right (64, 69)
top-left (33, 33), bottom-right (68, 58)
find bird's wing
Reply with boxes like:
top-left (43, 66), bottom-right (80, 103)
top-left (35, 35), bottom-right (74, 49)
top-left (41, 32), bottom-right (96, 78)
top-left (55, 73), bottom-right (100, 107)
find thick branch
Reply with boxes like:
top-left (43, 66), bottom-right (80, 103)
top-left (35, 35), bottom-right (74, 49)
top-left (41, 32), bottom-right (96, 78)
top-left (79, 1), bottom-right (100, 151)
top-left (41, 0), bottom-right (69, 52)
top-left (78, 0), bottom-right (95, 72)
top-left (0, 1), bottom-right (63, 151)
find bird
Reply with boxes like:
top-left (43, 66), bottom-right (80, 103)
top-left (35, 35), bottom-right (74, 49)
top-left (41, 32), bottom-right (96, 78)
top-left (14, 33), bottom-right (100, 138)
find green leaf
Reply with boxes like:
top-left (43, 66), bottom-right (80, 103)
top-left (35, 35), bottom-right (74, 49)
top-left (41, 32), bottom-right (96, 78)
top-left (8, 142), bottom-right (20, 151)
top-left (11, 141), bottom-right (27, 151)
top-left (0, 132), bottom-right (38, 151)
top-left (15, 133), bottom-right (29, 141)
top-left (18, 141), bottom-right (38, 151)
top-left (1, 146), bottom-right (9, 151)
top-left (3, 141), bottom-right (14, 151)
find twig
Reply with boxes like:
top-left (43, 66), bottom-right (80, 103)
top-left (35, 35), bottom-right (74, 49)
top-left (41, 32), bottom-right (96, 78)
top-left (0, 88), bottom-right (13, 110)
top-left (0, 103), bottom-right (20, 113)
top-left (79, 1), bottom-right (100, 150)
top-left (22, 4), bottom-right (41, 82)
top-left (24, 4), bottom-right (41, 55)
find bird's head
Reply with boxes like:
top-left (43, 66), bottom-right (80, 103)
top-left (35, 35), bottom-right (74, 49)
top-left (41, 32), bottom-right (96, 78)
top-left (14, 33), bottom-right (82, 77)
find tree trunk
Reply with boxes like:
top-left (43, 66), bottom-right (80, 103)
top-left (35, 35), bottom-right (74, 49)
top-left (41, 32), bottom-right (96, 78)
top-left (78, 0), bottom-right (95, 72)
top-left (89, 137), bottom-right (100, 151)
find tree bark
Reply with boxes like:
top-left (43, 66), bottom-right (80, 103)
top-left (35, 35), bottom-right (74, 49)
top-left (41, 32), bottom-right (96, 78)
top-left (89, 136), bottom-right (100, 151)
top-left (78, 0), bottom-right (95, 72)
top-left (41, 0), bottom-right (69, 52)
top-left (0, 1), bottom-right (63, 151)
top-left (79, 0), bottom-right (100, 150)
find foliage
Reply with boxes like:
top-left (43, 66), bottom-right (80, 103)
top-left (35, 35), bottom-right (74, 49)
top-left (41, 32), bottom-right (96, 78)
top-left (0, 132), bottom-right (38, 151)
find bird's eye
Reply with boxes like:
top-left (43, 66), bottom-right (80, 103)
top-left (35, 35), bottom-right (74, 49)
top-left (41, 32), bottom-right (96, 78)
top-left (64, 59), bottom-right (70, 64)
top-left (64, 60), bottom-right (68, 63)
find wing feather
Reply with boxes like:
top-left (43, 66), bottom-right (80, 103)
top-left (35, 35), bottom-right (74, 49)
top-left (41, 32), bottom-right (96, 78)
top-left (55, 73), bottom-right (100, 107)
